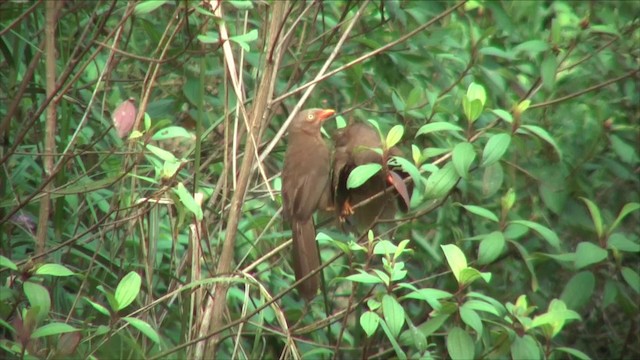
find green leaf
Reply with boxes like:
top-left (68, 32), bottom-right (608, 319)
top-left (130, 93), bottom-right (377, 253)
top-left (386, 125), bottom-right (404, 149)
top-left (425, 162), bottom-right (459, 199)
top-left (346, 271), bottom-right (384, 284)
top-left (23, 282), bottom-right (51, 324)
top-left (477, 231), bottom-right (506, 265)
top-left (459, 204), bottom-right (499, 222)
top-left (514, 40), bottom-right (550, 56)
top-left (122, 317), bottom-right (161, 344)
top-left (392, 91), bottom-right (405, 112)
top-left (416, 122), bottom-right (464, 137)
top-left (490, 109), bottom-right (513, 123)
top-left (610, 135), bottom-right (638, 164)
top-left (463, 97), bottom-right (483, 123)
top-left (509, 220), bottom-right (560, 249)
top-left (452, 142), bottom-right (476, 179)
top-left (560, 271), bottom-right (595, 311)
top-left (228, 0), bottom-right (254, 9)
top-left (459, 305), bottom-right (483, 338)
top-left (481, 133), bottom-right (511, 167)
top-left (152, 126), bottom-right (193, 141)
top-left (134, 0), bottom-right (169, 15)
top-left (374, 240), bottom-right (398, 255)
top-left (347, 163), bottom-right (382, 189)
top-left (85, 297), bottom-right (110, 316)
top-left (31, 323), bottom-right (79, 339)
top-left (174, 182), bottom-right (204, 220)
top-left (382, 295), bottom-right (405, 338)
top-left (0, 255), bottom-right (17, 270)
top-left (230, 29), bottom-right (259, 52)
top-left (541, 54), bottom-right (557, 90)
top-left (459, 267), bottom-right (491, 286)
top-left (404, 288), bottom-right (453, 310)
top-left (441, 244), bottom-right (467, 283)
top-left (360, 311), bottom-right (381, 337)
top-left (447, 327), bottom-right (474, 360)
top-left (607, 233), bottom-right (640, 253)
top-left (574, 242), bottom-right (608, 269)
top-left (609, 202), bottom-right (640, 235)
top-left (146, 143), bottom-right (177, 162)
top-left (553, 347), bottom-right (592, 360)
top-left (511, 334), bottom-right (541, 360)
top-left (580, 197), bottom-right (603, 238)
top-left (115, 271), bottom-right (141, 311)
top-left (518, 125), bottom-right (562, 158)
top-left (380, 320), bottom-right (408, 360)
top-left (621, 267), bottom-right (640, 294)
top-left (198, 32), bottom-right (219, 44)
top-left (35, 264), bottom-right (75, 277)
top-left (466, 82), bottom-right (487, 106)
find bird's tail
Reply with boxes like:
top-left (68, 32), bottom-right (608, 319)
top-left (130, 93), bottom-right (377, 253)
top-left (292, 219), bottom-right (320, 300)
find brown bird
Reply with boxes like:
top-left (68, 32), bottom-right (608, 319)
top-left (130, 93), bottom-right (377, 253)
top-left (282, 108), bottom-right (335, 300)
top-left (332, 122), bottom-right (411, 230)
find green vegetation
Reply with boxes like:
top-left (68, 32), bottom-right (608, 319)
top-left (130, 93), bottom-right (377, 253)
top-left (1, 1), bottom-right (638, 359)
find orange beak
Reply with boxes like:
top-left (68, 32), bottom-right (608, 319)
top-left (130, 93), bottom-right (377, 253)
top-left (315, 109), bottom-right (336, 122)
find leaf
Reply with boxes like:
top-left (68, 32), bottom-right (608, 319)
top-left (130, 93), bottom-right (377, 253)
top-left (466, 82), bottom-right (487, 106)
top-left (388, 170), bottom-right (411, 210)
top-left (447, 327), bottom-right (474, 360)
top-left (0, 255), bottom-right (17, 270)
top-left (23, 282), bottom-right (50, 324)
top-left (477, 231), bottom-right (506, 265)
top-left (541, 54), bottom-right (557, 90)
top-left (386, 125), bottom-right (404, 149)
top-left (174, 182), bottom-right (204, 220)
top-left (404, 288), bottom-right (453, 310)
top-left (152, 126), bottom-right (193, 141)
top-left (134, 0), bottom-right (169, 14)
top-left (560, 271), bottom-right (595, 311)
top-left (85, 297), bottom-right (110, 316)
top-left (425, 162), bottom-right (459, 199)
top-left (459, 204), bottom-right (499, 222)
top-left (553, 347), bottom-right (592, 360)
top-left (511, 334), bottom-right (540, 360)
top-left (382, 295), bottom-right (405, 338)
top-left (459, 267), bottom-right (491, 286)
top-left (230, 29), bottom-right (259, 52)
top-left (346, 271), bottom-right (384, 284)
top-left (35, 264), bottom-right (75, 277)
top-left (115, 272), bottom-right (141, 311)
top-left (607, 233), bottom-right (640, 253)
top-left (452, 142), bottom-right (476, 179)
top-left (514, 39), bottom-right (550, 56)
top-left (463, 97), bottom-right (483, 123)
top-left (621, 267), bottom-right (640, 294)
top-left (481, 133), bottom-right (511, 167)
top-left (347, 163), bottom-right (382, 189)
top-left (122, 317), bottom-right (161, 344)
top-left (580, 197), bottom-right (603, 238)
top-left (416, 122), bottom-right (464, 137)
top-left (360, 311), bottom-right (381, 337)
top-left (509, 220), bottom-right (560, 249)
top-left (112, 98), bottom-right (137, 138)
top-left (441, 244), bottom-right (467, 283)
top-left (31, 323), bottom-right (79, 339)
top-left (146, 143), bottom-right (177, 162)
top-left (609, 202), bottom-right (640, 235)
top-left (459, 305), bottom-right (483, 338)
top-left (391, 91), bottom-right (405, 112)
top-left (518, 125), bottom-right (562, 159)
top-left (228, 0), bottom-right (254, 9)
top-left (490, 108), bottom-right (513, 123)
top-left (574, 242), bottom-right (608, 269)
top-left (374, 240), bottom-right (398, 255)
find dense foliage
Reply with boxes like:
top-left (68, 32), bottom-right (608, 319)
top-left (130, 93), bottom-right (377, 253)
top-left (1, 1), bottom-right (638, 359)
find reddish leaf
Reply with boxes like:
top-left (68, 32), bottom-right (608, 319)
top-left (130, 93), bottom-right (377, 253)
top-left (113, 98), bottom-right (137, 138)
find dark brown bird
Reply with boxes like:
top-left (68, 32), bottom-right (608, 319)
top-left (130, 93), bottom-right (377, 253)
top-left (282, 108), bottom-right (335, 300)
top-left (332, 122), bottom-right (411, 230)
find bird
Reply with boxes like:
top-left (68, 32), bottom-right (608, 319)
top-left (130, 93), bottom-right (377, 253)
top-left (281, 108), bottom-right (335, 300)
top-left (331, 122), bottom-right (411, 231)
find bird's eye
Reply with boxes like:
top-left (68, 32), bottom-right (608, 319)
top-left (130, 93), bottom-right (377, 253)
top-left (307, 114), bottom-right (314, 120)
